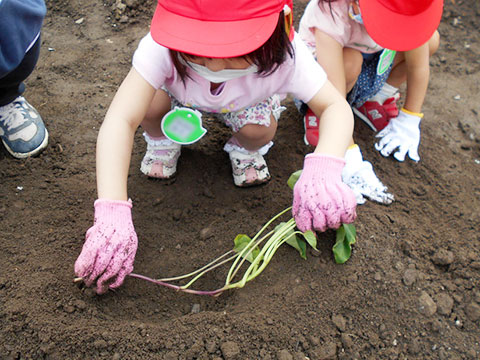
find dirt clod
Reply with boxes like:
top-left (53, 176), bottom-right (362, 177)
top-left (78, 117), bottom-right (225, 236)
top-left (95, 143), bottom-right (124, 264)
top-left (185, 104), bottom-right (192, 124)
top-left (220, 341), bottom-right (240, 359)
top-left (418, 292), bottom-right (437, 316)
top-left (435, 293), bottom-right (454, 316)
top-left (431, 249), bottom-right (455, 266)
top-left (465, 302), bottom-right (480, 322)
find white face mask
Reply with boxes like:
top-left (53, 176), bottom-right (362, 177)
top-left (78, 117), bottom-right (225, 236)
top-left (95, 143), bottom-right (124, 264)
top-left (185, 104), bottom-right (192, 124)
top-left (186, 61), bottom-right (258, 83)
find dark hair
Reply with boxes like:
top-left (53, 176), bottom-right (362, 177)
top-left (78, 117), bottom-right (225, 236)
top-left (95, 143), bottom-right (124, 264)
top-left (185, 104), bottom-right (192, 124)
top-left (170, 11), bottom-right (294, 83)
top-left (318, 0), bottom-right (340, 6)
top-left (318, 0), bottom-right (339, 19)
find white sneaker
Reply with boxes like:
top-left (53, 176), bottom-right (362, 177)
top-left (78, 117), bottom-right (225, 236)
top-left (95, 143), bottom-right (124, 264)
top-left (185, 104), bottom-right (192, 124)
top-left (140, 133), bottom-right (181, 179)
top-left (342, 145), bottom-right (394, 205)
top-left (0, 96), bottom-right (48, 158)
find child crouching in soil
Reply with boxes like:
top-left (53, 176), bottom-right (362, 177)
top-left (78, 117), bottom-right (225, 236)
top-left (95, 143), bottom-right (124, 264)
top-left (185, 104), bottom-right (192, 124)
top-left (74, 0), bottom-right (357, 294)
top-left (298, 0), bottom-right (442, 203)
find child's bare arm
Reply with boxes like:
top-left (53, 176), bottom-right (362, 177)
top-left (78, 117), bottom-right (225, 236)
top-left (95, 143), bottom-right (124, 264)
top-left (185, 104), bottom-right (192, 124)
top-left (314, 29), bottom-right (348, 96)
top-left (402, 43), bottom-right (430, 114)
top-left (307, 79), bottom-right (354, 158)
top-left (96, 67), bottom-right (156, 200)
top-left (293, 80), bottom-right (357, 233)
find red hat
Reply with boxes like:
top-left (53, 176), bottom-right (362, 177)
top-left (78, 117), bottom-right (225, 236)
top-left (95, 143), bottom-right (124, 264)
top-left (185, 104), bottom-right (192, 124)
top-left (359, 0), bottom-right (444, 51)
top-left (150, 0), bottom-right (286, 58)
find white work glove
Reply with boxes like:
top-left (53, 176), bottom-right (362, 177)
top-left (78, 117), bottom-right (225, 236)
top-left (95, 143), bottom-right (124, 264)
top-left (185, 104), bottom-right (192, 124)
top-left (375, 109), bottom-right (422, 162)
top-left (342, 145), bottom-right (394, 205)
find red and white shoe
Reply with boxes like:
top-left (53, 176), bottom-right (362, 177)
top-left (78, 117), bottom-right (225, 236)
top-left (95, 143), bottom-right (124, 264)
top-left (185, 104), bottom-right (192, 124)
top-left (353, 92), bottom-right (400, 132)
top-left (303, 107), bottom-right (320, 146)
top-left (381, 92), bottom-right (400, 119)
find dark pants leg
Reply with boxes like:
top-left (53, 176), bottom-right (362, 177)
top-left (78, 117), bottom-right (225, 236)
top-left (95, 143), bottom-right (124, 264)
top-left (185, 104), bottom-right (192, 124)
top-left (0, 36), bottom-right (42, 107)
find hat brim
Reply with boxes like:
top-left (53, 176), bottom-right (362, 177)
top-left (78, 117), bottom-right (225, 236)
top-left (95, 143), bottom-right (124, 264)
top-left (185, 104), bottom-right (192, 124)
top-left (150, 3), bottom-right (280, 58)
top-left (360, 0), bottom-right (443, 51)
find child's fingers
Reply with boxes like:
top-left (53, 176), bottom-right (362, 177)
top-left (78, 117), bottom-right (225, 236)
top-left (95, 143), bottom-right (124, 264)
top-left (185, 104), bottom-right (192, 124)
top-left (95, 252), bottom-right (129, 294)
top-left (393, 144), bottom-right (408, 161)
top-left (375, 133), bottom-right (392, 151)
top-left (84, 246), bottom-right (116, 288)
top-left (293, 206), bottom-right (313, 233)
top-left (312, 209), bottom-right (328, 233)
top-left (379, 137), bottom-right (402, 157)
top-left (108, 266), bottom-right (132, 290)
top-left (407, 147), bottom-right (420, 162)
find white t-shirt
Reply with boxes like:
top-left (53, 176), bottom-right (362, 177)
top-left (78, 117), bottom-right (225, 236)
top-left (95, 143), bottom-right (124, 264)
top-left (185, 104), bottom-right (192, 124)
top-left (299, 0), bottom-right (382, 55)
top-left (132, 33), bottom-right (327, 114)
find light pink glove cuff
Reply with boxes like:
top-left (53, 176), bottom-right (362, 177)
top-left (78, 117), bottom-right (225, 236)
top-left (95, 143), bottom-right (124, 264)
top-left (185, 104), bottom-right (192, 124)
top-left (93, 198), bottom-right (132, 224)
top-left (303, 153), bottom-right (346, 179)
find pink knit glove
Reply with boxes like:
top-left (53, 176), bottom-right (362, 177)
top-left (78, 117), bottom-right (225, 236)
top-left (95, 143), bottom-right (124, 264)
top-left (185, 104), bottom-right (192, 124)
top-left (74, 199), bottom-right (138, 294)
top-left (293, 154), bottom-right (357, 232)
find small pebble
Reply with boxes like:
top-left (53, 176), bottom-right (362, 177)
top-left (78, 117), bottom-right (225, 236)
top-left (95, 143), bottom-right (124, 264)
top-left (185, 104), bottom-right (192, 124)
top-left (435, 293), bottom-right (454, 316)
top-left (341, 333), bottom-right (354, 349)
top-left (220, 341), bottom-right (240, 359)
top-left (431, 249), bottom-right (454, 265)
top-left (199, 227), bottom-right (213, 240)
top-left (191, 303), bottom-right (201, 314)
top-left (465, 302), bottom-right (480, 321)
top-left (418, 292), bottom-right (437, 316)
top-left (403, 269), bottom-right (417, 286)
top-left (277, 349), bottom-right (293, 360)
top-left (332, 313), bottom-right (347, 332)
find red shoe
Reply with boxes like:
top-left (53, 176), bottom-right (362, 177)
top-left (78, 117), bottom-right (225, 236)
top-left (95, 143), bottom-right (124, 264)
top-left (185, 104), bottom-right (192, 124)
top-left (303, 108), bottom-right (319, 146)
top-left (353, 92), bottom-right (400, 131)
top-left (382, 93), bottom-right (400, 119)
top-left (353, 100), bottom-right (390, 131)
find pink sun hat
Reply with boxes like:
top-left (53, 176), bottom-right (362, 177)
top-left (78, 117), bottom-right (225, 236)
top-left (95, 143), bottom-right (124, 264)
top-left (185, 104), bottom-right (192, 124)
top-left (359, 0), bottom-right (444, 51)
top-left (150, 0), bottom-right (286, 58)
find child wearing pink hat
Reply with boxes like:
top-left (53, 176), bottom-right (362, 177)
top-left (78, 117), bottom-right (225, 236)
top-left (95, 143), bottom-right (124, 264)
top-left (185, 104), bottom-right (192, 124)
top-left (299, 0), bottom-right (442, 203)
top-left (74, 0), bottom-right (357, 294)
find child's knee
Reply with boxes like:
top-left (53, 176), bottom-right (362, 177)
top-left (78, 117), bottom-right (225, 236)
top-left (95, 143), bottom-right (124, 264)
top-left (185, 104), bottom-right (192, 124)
top-left (238, 119), bottom-right (277, 144)
top-left (429, 30), bottom-right (440, 56)
top-left (343, 48), bottom-right (363, 84)
top-left (144, 89), bottom-right (171, 123)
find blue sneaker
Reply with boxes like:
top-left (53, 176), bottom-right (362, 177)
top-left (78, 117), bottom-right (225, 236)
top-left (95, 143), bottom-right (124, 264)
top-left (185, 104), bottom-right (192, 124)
top-left (0, 96), bottom-right (48, 158)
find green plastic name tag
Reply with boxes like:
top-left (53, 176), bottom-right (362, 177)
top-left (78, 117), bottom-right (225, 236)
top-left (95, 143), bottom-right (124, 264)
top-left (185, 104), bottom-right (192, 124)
top-left (161, 107), bottom-right (206, 145)
top-left (377, 49), bottom-right (396, 75)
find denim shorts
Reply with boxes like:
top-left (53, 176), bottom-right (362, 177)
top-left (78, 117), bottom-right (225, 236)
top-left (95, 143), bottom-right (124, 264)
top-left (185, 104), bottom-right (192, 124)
top-left (347, 51), bottom-right (394, 108)
top-left (294, 47), bottom-right (394, 114)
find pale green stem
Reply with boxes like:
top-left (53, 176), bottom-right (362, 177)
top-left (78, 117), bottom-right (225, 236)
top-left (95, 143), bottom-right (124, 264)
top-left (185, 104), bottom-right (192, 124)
top-left (236, 219), bottom-right (296, 287)
top-left (225, 229), bottom-right (274, 285)
top-left (179, 252), bottom-right (241, 290)
top-left (225, 207), bottom-right (292, 286)
top-left (158, 250), bottom-right (236, 282)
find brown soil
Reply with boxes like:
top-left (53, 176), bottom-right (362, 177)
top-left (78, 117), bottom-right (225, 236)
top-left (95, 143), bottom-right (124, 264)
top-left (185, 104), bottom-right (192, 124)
top-left (1, 1), bottom-right (479, 359)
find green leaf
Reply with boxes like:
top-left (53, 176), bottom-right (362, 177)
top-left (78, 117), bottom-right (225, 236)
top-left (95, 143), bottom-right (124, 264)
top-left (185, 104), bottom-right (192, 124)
top-left (286, 236), bottom-right (307, 260)
top-left (302, 230), bottom-right (318, 251)
top-left (276, 222), bottom-right (307, 259)
top-left (233, 234), bottom-right (261, 263)
top-left (287, 170), bottom-right (302, 190)
top-left (343, 223), bottom-right (357, 240)
top-left (332, 224), bottom-right (357, 264)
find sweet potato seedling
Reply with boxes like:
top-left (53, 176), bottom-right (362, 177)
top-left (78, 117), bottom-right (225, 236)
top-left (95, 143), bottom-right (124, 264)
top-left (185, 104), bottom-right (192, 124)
top-left (127, 170), bottom-right (357, 295)
top-left (130, 206), bottom-right (316, 296)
